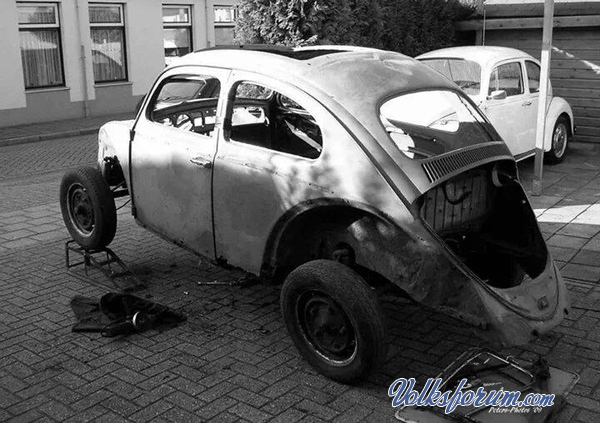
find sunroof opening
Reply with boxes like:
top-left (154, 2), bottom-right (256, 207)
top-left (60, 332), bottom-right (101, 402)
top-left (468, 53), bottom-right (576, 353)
top-left (195, 45), bottom-right (345, 60)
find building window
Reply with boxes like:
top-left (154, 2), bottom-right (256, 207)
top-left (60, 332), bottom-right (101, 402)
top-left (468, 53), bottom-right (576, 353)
top-left (162, 5), bottom-right (192, 66)
top-left (214, 5), bottom-right (236, 46)
top-left (17, 2), bottom-right (65, 89)
top-left (89, 3), bottom-right (127, 83)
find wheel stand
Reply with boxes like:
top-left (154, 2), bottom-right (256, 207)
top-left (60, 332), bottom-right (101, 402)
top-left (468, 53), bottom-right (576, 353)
top-left (65, 240), bottom-right (146, 292)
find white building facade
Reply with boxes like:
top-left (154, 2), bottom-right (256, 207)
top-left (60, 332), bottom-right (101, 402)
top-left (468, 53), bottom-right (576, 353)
top-left (0, 0), bottom-right (238, 127)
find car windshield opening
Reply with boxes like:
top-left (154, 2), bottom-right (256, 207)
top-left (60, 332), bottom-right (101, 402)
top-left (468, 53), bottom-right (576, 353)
top-left (421, 58), bottom-right (481, 96)
top-left (380, 90), bottom-right (495, 159)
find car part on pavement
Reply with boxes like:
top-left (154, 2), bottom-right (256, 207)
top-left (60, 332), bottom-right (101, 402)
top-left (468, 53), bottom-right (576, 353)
top-left (394, 348), bottom-right (579, 423)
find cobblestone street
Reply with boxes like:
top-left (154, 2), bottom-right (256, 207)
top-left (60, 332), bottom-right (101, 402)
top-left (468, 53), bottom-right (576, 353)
top-left (1, 133), bottom-right (600, 422)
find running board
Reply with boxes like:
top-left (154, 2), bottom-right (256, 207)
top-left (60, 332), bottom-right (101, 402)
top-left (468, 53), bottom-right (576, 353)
top-left (65, 240), bottom-right (146, 292)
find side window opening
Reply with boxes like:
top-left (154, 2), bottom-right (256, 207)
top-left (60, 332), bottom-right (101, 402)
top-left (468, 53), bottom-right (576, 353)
top-left (489, 62), bottom-right (523, 97)
top-left (149, 74), bottom-right (221, 137)
top-left (525, 61), bottom-right (540, 93)
top-left (227, 81), bottom-right (323, 159)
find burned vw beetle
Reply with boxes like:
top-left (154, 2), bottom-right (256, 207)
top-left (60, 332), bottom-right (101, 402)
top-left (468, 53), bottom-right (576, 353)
top-left (60, 45), bottom-right (569, 384)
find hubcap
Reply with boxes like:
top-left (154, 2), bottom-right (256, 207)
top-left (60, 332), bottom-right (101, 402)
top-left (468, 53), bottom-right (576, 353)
top-left (67, 183), bottom-right (94, 236)
top-left (552, 123), bottom-right (567, 158)
top-left (297, 291), bottom-right (357, 363)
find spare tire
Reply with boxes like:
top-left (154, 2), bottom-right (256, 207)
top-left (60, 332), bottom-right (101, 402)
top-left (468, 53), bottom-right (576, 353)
top-left (60, 166), bottom-right (117, 250)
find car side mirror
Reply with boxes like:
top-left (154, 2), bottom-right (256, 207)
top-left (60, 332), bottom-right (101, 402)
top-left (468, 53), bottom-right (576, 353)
top-left (487, 90), bottom-right (507, 100)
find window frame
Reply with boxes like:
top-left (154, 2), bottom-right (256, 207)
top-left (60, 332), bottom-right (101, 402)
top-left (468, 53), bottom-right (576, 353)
top-left (525, 60), bottom-right (541, 94)
top-left (162, 5), bottom-right (193, 65)
top-left (213, 5), bottom-right (237, 46)
top-left (225, 80), bottom-right (324, 160)
top-left (89, 2), bottom-right (128, 83)
top-left (488, 61), bottom-right (524, 98)
top-left (147, 73), bottom-right (222, 141)
top-left (17, 2), bottom-right (66, 90)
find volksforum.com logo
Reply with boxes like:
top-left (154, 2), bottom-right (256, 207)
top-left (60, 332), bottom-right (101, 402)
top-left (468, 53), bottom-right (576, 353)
top-left (388, 378), bottom-right (555, 414)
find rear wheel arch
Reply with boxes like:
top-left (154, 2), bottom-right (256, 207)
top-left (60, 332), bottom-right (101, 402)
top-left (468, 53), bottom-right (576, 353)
top-left (260, 199), bottom-right (409, 286)
top-left (545, 114), bottom-right (571, 164)
top-left (544, 98), bottom-right (573, 150)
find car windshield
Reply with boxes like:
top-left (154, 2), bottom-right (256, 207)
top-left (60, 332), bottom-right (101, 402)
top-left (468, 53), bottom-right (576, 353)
top-left (380, 90), bottom-right (495, 159)
top-left (420, 58), bottom-right (481, 96)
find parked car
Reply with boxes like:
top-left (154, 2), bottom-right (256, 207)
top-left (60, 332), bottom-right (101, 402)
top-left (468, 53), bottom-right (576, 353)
top-left (60, 45), bottom-right (570, 383)
top-left (417, 46), bottom-right (574, 163)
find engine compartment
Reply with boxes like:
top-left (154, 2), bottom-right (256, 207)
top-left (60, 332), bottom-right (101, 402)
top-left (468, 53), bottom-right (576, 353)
top-left (421, 164), bottom-right (548, 289)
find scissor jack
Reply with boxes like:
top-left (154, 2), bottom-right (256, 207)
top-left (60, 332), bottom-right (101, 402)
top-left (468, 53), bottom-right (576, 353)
top-left (65, 240), bottom-right (146, 292)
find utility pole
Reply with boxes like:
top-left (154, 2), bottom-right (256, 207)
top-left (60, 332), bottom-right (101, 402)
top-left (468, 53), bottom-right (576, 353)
top-left (532, 0), bottom-right (555, 196)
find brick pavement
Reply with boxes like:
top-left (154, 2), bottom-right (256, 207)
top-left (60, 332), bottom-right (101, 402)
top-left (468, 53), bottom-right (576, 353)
top-left (1, 131), bottom-right (600, 421)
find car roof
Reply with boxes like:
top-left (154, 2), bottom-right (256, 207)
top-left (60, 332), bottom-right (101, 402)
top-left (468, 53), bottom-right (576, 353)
top-left (416, 46), bottom-right (536, 69)
top-left (169, 45), bottom-right (458, 118)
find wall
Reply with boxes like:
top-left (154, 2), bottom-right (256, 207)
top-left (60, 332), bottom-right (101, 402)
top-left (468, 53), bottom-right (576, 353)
top-left (0, 0), bottom-right (237, 128)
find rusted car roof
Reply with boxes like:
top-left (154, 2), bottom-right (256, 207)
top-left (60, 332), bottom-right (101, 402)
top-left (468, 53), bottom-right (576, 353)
top-left (173, 45), bottom-right (459, 119)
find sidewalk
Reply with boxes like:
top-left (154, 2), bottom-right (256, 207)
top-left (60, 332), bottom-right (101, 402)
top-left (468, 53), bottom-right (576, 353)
top-left (0, 112), bottom-right (135, 147)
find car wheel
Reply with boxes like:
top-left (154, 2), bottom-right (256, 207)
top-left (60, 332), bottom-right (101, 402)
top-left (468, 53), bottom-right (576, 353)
top-left (60, 166), bottom-right (117, 250)
top-left (280, 259), bottom-right (388, 384)
top-left (545, 116), bottom-right (570, 164)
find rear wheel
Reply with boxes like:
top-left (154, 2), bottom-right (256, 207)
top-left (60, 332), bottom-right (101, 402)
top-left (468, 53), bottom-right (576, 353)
top-left (60, 166), bottom-right (117, 250)
top-left (545, 116), bottom-right (569, 164)
top-left (280, 259), bottom-right (387, 384)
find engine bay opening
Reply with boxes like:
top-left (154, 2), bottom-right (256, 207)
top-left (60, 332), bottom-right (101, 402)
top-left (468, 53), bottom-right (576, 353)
top-left (421, 163), bottom-right (547, 289)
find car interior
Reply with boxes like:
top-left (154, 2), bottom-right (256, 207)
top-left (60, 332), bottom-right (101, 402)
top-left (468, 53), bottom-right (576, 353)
top-left (228, 84), bottom-right (323, 159)
top-left (149, 77), bottom-right (323, 159)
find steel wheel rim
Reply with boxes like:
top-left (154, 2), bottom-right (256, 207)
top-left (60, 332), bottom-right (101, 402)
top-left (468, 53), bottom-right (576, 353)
top-left (552, 122), bottom-right (567, 158)
top-left (296, 290), bottom-right (357, 364)
top-left (67, 183), bottom-right (95, 236)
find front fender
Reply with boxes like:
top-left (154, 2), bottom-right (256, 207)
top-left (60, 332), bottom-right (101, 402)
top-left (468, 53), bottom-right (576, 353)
top-left (544, 97), bottom-right (573, 151)
top-left (97, 120), bottom-right (134, 185)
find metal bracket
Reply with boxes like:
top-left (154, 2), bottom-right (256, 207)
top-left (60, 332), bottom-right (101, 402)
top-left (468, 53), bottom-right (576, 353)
top-left (65, 240), bottom-right (146, 292)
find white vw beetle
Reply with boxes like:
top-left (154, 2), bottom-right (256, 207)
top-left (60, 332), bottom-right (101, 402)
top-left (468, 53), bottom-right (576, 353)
top-left (418, 46), bottom-right (574, 163)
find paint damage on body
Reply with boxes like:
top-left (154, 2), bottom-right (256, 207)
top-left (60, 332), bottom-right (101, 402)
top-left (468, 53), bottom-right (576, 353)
top-left (90, 45), bottom-right (569, 362)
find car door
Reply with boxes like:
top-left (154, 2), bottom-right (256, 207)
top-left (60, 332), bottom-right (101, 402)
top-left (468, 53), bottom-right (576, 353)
top-left (212, 73), bottom-right (338, 274)
top-left (130, 66), bottom-right (230, 258)
top-left (482, 61), bottom-right (535, 157)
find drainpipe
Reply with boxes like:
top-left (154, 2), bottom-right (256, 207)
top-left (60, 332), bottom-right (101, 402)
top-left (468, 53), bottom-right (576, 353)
top-left (75, 0), bottom-right (90, 117)
top-left (205, 0), bottom-right (212, 48)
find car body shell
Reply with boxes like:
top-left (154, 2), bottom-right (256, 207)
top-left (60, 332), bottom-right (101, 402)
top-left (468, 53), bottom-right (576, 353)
top-left (417, 46), bottom-right (574, 160)
top-left (97, 45), bottom-right (569, 347)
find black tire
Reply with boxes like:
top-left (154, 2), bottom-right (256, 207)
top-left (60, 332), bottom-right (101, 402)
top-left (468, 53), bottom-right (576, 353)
top-left (544, 116), bottom-right (570, 164)
top-left (280, 259), bottom-right (388, 384)
top-left (60, 166), bottom-right (117, 250)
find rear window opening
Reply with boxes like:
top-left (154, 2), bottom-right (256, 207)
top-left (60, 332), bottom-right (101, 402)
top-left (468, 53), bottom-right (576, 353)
top-left (380, 90), bottom-right (496, 160)
top-left (420, 164), bottom-right (547, 289)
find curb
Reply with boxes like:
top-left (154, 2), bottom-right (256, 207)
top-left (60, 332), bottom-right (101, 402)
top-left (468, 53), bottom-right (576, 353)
top-left (0, 127), bottom-right (100, 148)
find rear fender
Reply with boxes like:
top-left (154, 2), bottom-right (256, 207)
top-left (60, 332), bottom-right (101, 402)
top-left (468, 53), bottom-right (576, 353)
top-left (544, 97), bottom-right (573, 151)
top-left (261, 199), bottom-right (480, 318)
